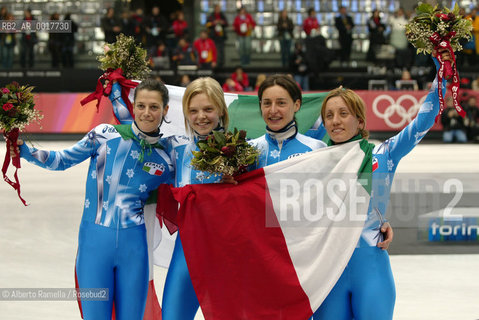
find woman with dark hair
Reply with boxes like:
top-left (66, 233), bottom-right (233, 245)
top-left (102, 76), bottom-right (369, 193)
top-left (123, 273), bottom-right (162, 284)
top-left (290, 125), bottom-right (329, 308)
top-left (13, 78), bottom-right (173, 320)
top-left (249, 74), bottom-right (326, 166)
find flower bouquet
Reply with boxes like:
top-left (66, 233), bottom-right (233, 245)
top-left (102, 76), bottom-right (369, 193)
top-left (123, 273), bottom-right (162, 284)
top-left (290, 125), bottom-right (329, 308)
top-left (1, 82), bottom-right (43, 205)
top-left (81, 33), bottom-right (151, 116)
top-left (191, 129), bottom-right (260, 177)
top-left (406, 3), bottom-right (472, 117)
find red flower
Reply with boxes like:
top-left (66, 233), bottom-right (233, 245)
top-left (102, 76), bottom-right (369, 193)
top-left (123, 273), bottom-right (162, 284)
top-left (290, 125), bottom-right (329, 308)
top-left (436, 13), bottom-right (450, 21)
top-left (1, 88), bottom-right (10, 94)
top-left (221, 145), bottom-right (236, 158)
top-left (2, 103), bottom-right (14, 111)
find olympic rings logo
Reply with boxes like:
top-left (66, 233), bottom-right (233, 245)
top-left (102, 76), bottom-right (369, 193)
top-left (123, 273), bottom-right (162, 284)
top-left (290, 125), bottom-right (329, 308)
top-left (372, 94), bottom-right (427, 129)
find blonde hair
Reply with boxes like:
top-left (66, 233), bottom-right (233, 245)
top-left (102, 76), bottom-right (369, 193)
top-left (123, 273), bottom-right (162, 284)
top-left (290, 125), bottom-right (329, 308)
top-left (321, 87), bottom-right (369, 139)
top-left (182, 77), bottom-right (229, 134)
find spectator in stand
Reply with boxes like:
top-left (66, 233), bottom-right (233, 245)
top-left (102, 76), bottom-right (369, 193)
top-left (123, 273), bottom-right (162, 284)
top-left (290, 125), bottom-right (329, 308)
top-left (231, 66), bottom-right (251, 91)
top-left (48, 12), bottom-right (62, 68)
top-left (389, 8), bottom-right (411, 69)
top-left (179, 74), bottom-right (191, 87)
top-left (291, 41), bottom-right (310, 91)
top-left (19, 8), bottom-right (37, 69)
top-left (277, 9), bottom-right (294, 68)
top-left (193, 29), bottom-right (217, 70)
top-left (172, 37), bottom-right (196, 67)
top-left (223, 78), bottom-right (244, 92)
top-left (131, 8), bottom-right (146, 45)
top-left (101, 7), bottom-right (121, 43)
top-left (463, 95), bottom-right (479, 141)
top-left (61, 13), bottom-right (78, 68)
top-left (303, 8), bottom-right (320, 37)
top-left (441, 96), bottom-right (468, 143)
top-left (233, 7), bottom-right (256, 66)
top-left (1, 13), bottom-right (16, 69)
top-left (396, 70), bottom-right (418, 90)
top-left (335, 6), bottom-right (355, 66)
top-left (171, 10), bottom-right (188, 49)
top-left (151, 41), bottom-right (170, 69)
top-left (206, 4), bottom-right (228, 68)
top-left (146, 6), bottom-right (168, 57)
top-left (366, 9), bottom-right (386, 63)
top-left (120, 10), bottom-right (134, 37)
top-left (254, 73), bottom-right (267, 91)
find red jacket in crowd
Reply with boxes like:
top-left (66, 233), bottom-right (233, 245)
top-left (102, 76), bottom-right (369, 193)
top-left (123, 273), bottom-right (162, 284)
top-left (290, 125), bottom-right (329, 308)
top-left (222, 79), bottom-right (244, 92)
top-left (193, 38), bottom-right (217, 65)
top-left (231, 72), bottom-right (250, 89)
top-left (233, 13), bottom-right (256, 36)
top-left (303, 16), bottom-right (320, 36)
top-left (172, 19), bottom-right (188, 37)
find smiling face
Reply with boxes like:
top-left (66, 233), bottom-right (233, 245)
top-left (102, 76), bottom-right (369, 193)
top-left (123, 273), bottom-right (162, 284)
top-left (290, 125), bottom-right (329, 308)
top-left (186, 93), bottom-right (221, 135)
top-left (260, 85), bottom-right (300, 131)
top-left (133, 89), bottom-right (168, 133)
top-left (323, 96), bottom-right (363, 143)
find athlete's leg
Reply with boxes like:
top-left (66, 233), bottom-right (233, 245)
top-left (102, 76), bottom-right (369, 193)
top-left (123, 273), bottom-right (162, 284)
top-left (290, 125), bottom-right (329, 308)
top-left (349, 247), bottom-right (396, 320)
top-left (76, 221), bottom-right (115, 319)
top-left (161, 234), bottom-right (200, 320)
top-left (313, 264), bottom-right (353, 320)
top-left (114, 224), bottom-right (149, 320)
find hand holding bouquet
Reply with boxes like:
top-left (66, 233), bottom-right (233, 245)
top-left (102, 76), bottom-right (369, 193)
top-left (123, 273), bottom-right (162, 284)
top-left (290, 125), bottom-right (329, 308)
top-left (406, 3), bottom-right (472, 117)
top-left (81, 34), bottom-right (151, 115)
top-left (1, 82), bottom-right (43, 205)
top-left (191, 129), bottom-right (260, 177)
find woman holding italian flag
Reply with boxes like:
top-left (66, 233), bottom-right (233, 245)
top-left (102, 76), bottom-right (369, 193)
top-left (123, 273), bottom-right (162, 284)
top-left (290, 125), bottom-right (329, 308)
top-left (310, 48), bottom-right (451, 320)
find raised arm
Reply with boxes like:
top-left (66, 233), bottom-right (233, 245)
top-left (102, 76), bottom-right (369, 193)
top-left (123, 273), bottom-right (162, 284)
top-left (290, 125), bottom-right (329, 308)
top-left (109, 82), bottom-right (134, 124)
top-left (19, 125), bottom-right (107, 171)
top-left (384, 54), bottom-right (447, 162)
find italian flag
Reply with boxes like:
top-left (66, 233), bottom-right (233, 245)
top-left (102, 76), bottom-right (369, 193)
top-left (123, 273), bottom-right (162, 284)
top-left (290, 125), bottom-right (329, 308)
top-left (171, 140), bottom-right (373, 319)
top-left (143, 162), bottom-right (164, 176)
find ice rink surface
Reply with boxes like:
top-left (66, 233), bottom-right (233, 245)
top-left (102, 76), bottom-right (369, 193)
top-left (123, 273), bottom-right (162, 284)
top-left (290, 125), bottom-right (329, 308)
top-left (1, 141), bottom-right (478, 320)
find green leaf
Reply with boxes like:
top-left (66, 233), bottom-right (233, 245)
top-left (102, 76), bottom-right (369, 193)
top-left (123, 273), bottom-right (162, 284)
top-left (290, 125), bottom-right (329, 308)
top-left (197, 141), bottom-right (208, 150)
top-left (213, 130), bottom-right (226, 146)
top-left (207, 156), bottom-right (222, 165)
top-left (206, 146), bottom-right (221, 153)
top-left (416, 2), bottom-right (434, 14)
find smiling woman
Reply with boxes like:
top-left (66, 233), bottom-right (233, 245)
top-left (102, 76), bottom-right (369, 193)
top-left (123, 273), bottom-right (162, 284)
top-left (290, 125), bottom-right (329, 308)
top-left (133, 79), bottom-right (170, 134)
top-left (249, 74), bottom-right (326, 168)
top-left (161, 77), bottom-right (231, 320)
top-left (12, 78), bottom-right (174, 320)
top-left (311, 50), bottom-right (452, 320)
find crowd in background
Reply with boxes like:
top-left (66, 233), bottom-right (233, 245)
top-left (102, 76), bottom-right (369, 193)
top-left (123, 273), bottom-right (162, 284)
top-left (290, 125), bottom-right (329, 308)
top-left (1, 3), bottom-right (479, 142)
